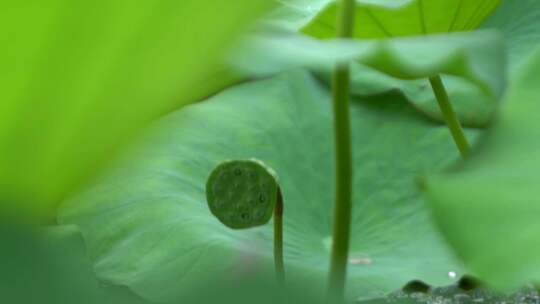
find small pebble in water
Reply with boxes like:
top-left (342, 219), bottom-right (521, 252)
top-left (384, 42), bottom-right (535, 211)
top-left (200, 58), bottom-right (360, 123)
top-left (357, 277), bottom-right (540, 304)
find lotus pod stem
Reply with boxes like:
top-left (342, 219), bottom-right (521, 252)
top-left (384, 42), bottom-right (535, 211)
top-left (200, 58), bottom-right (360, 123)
top-left (429, 75), bottom-right (471, 157)
top-left (206, 159), bottom-right (285, 284)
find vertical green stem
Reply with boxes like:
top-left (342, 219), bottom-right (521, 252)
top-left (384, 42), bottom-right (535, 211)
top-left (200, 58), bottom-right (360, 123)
top-left (428, 75), bottom-right (470, 157)
top-left (328, 0), bottom-right (355, 302)
top-left (274, 188), bottom-right (285, 285)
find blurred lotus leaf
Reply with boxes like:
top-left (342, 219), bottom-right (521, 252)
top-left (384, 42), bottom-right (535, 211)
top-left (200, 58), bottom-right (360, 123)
top-left (423, 50), bottom-right (540, 290)
top-left (0, 0), bottom-right (273, 219)
top-left (59, 71), bottom-right (473, 302)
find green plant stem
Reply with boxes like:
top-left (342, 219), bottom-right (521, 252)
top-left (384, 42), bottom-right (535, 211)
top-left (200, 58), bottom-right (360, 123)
top-left (429, 75), bottom-right (470, 157)
top-left (328, 0), bottom-right (355, 302)
top-left (274, 188), bottom-right (285, 285)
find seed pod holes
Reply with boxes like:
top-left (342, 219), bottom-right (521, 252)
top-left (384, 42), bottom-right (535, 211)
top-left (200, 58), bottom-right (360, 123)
top-left (206, 159), bottom-right (279, 229)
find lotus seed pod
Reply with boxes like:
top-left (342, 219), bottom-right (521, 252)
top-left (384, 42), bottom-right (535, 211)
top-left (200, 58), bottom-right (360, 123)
top-left (206, 159), bottom-right (279, 229)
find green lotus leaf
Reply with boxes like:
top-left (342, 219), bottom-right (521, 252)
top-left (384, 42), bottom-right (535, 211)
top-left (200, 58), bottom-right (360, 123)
top-left (236, 0), bottom-right (540, 128)
top-left (481, 0), bottom-right (540, 74)
top-left (230, 30), bottom-right (505, 126)
top-left (0, 0), bottom-right (272, 219)
top-left (301, 0), bottom-right (501, 39)
top-left (346, 0), bottom-right (540, 126)
top-left (263, 0), bottom-right (330, 31)
top-left (422, 51), bottom-right (540, 290)
top-left (59, 71), bottom-right (476, 303)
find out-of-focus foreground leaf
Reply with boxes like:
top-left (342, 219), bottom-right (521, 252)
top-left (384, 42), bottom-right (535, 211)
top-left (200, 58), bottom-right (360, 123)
top-left (59, 71), bottom-right (475, 303)
top-left (422, 51), bottom-right (540, 290)
top-left (0, 0), bottom-right (272, 219)
top-left (0, 224), bottom-right (149, 304)
top-left (230, 30), bottom-right (505, 127)
top-left (232, 31), bottom-right (503, 92)
top-left (1, 223), bottom-right (322, 304)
